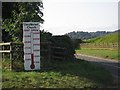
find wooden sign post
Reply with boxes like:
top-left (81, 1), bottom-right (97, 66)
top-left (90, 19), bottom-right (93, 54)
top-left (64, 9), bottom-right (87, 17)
top-left (23, 22), bottom-right (40, 70)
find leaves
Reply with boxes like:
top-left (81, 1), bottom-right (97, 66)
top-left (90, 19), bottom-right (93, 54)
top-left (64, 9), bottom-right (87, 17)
top-left (2, 2), bottom-right (44, 42)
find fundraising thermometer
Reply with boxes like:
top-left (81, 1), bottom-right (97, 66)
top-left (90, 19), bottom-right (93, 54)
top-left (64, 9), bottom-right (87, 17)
top-left (30, 32), bottom-right (35, 69)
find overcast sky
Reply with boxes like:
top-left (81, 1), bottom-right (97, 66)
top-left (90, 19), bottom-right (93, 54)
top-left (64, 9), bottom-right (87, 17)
top-left (43, 0), bottom-right (118, 35)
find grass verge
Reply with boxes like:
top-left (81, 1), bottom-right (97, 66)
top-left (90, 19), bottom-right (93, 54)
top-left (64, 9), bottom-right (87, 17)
top-left (2, 58), bottom-right (117, 89)
top-left (76, 48), bottom-right (119, 60)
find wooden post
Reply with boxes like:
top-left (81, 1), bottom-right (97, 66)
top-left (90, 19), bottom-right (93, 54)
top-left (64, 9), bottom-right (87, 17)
top-left (10, 42), bottom-right (13, 70)
top-left (48, 42), bottom-right (51, 63)
top-left (2, 44), bottom-right (4, 60)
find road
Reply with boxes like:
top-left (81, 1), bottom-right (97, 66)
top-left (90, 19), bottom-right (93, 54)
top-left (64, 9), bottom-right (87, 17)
top-left (75, 54), bottom-right (120, 80)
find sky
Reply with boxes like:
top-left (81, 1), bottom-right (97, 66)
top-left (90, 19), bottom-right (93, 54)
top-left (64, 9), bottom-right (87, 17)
top-left (43, 0), bottom-right (119, 35)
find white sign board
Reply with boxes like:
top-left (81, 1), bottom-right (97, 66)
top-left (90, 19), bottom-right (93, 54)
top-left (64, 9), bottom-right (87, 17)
top-left (23, 22), bottom-right (40, 70)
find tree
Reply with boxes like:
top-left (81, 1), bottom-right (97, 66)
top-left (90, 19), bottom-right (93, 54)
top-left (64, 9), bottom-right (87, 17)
top-left (2, 2), bottom-right (44, 42)
top-left (40, 29), bottom-right (52, 42)
top-left (2, 29), bottom-right (12, 42)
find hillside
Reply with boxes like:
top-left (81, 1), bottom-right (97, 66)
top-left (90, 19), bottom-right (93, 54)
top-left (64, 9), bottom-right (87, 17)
top-left (86, 32), bottom-right (119, 44)
top-left (66, 31), bottom-right (113, 40)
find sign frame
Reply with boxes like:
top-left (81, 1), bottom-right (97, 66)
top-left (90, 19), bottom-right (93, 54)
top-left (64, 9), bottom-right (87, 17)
top-left (23, 22), bottom-right (40, 71)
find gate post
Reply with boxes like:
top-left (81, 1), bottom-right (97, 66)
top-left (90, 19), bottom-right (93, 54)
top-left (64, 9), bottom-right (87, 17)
top-left (10, 42), bottom-right (13, 70)
top-left (48, 42), bottom-right (51, 62)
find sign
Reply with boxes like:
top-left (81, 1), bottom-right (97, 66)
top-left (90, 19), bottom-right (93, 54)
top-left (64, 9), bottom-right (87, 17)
top-left (23, 22), bottom-right (40, 70)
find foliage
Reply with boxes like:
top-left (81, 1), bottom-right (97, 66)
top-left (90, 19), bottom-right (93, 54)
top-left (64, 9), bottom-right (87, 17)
top-left (2, 2), bottom-right (44, 42)
top-left (72, 39), bottom-right (83, 49)
top-left (2, 29), bottom-right (12, 42)
top-left (40, 30), bottom-right (52, 42)
top-left (2, 3), bottom-right (14, 19)
top-left (86, 32), bottom-right (119, 44)
top-left (51, 35), bottom-right (75, 60)
top-left (66, 31), bottom-right (113, 40)
top-left (2, 59), bottom-right (115, 88)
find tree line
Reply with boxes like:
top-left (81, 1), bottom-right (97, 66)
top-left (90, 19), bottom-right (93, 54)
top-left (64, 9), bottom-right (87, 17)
top-left (65, 31), bottom-right (113, 40)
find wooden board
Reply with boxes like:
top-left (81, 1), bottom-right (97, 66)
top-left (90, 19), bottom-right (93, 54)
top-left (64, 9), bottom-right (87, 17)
top-left (23, 22), bottom-right (40, 71)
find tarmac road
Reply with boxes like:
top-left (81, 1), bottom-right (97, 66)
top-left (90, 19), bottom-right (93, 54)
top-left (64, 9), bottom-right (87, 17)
top-left (75, 54), bottom-right (120, 80)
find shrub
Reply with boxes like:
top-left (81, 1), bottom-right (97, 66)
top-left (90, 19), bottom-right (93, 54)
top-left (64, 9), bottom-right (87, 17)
top-left (72, 39), bottom-right (83, 49)
top-left (51, 35), bottom-right (75, 61)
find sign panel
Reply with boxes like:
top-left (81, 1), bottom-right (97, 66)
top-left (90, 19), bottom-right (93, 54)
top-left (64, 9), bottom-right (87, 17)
top-left (23, 22), bottom-right (40, 70)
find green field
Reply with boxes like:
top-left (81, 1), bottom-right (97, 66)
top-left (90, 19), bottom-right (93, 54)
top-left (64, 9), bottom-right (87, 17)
top-left (86, 32), bottom-right (119, 44)
top-left (76, 48), bottom-right (119, 60)
top-left (2, 59), bottom-right (117, 88)
top-left (78, 32), bottom-right (119, 60)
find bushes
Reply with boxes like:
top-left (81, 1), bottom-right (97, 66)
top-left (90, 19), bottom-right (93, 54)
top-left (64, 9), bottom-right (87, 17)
top-left (72, 39), bottom-right (83, 49)
top-left (51, 35), bottom-right (75, 60)
top-left (2, 33), bottom-right (75, 71)
top-left (40, 30), bottom-right (52, 42)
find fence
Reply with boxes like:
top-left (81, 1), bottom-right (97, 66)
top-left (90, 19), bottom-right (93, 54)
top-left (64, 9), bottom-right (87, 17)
top-left (80, 43), bottom-right (119, 50)
top-left (0, 42), bottom-right (24, 70)
top-left (0, 42), bottom-right (66, 70)
top-left (40, 42), bottom-right (52, 68)
top-left (52, 47), bottom-right (67, 60)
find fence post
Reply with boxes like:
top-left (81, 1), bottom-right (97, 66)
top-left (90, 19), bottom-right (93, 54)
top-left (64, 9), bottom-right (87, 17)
top-left (2, 44), bottom-right (4, 59)
top-left (48, 42), bottom-right (51, 63)
top-left (10, 42), bottom-right (13, 70)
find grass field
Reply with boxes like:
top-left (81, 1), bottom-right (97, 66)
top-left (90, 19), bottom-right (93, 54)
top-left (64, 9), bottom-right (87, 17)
top-left (76, 48), bottom-right (119, 60)
top-left (86, 32), bottom-right (119, 44)
top-left (2, 58), bottom-right (117, 89)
